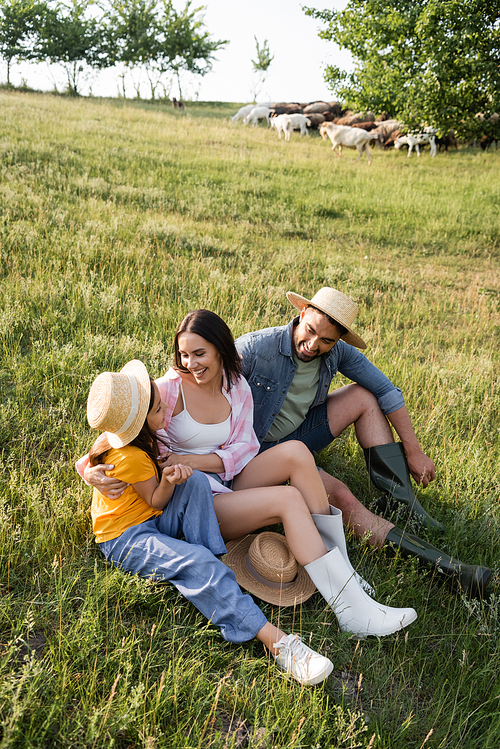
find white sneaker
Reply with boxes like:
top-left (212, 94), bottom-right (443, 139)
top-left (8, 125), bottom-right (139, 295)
top-left (273, 634), bottom-right (333, 686)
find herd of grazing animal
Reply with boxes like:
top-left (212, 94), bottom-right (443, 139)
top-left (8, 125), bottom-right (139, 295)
top-left (230, 100), bottom-right (498, 163)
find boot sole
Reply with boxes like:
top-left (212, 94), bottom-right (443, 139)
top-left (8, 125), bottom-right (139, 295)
top-left (340, 608), bottom-right (418, 638)
top-left (452, 566), bottom-right (492, 600)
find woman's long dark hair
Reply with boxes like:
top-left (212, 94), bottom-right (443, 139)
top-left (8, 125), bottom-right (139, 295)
top-left (89, 379), bottom-right (167, 481)
top-left (174, 309), bottom-right (242, 390)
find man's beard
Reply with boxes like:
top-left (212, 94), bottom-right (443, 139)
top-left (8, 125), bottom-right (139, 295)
top-left (293, 337), bottom-right (320, 362)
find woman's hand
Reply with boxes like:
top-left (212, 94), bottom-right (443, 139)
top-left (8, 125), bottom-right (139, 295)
top-left (83, 463), bottom-right (128, 498)
top-left (158, 451), bottom-right (183, 469)
top-left (158, 450), bottom-right (224, 473)
top-left (161, 463), bottom-right (193, 486)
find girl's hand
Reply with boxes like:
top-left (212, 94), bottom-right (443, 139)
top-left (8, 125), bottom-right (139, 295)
top-left (161, 463), bottom-right (193, 486)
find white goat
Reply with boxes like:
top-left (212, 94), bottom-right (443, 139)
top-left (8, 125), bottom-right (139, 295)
top-left (231, 102), bottom-right (274, 122)
top-left (285, 113), bottom-right (311, 137)
top-left (270, 114), bottom-right (290, 139)
top-left (319, 122), bottom-right (380, 164)
top-left (231, 104), bottom-right (256, 122)
top-left (243, 106), bottom-right (272, 126)
top-left (394, 129), bottom-right (437, 157)
top-left (271, 113), bottom-right (311, 141)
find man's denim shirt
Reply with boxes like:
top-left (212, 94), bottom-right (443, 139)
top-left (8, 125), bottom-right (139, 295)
top-left (236, 317), bottom-right (405, 444)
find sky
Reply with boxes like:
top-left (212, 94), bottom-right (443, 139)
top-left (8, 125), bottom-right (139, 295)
top-left (8, 0), bottom-right (353, 104)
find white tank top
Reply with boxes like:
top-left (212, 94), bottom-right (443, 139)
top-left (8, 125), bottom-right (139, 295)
top-left (168, 383), bottom-right (231, 454)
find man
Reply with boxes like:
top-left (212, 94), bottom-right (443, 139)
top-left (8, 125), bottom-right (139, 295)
top-left (235, 287), bottom-right (490, 598)
top-left (236, 287), bottom-right (437, 538)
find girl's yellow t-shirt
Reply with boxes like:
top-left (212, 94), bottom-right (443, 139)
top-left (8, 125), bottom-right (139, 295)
top-left (91, 445), bottom-right (162, 543)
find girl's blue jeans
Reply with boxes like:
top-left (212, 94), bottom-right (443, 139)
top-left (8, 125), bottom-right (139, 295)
top-left (98, 471), bottom-right (267, 643)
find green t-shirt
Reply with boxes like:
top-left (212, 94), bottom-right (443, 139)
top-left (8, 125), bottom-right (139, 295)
top-left (264, 355), bottom-right (321, 442)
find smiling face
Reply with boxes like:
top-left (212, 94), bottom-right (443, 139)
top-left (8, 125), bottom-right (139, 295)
top-left (292, 306), bottom-right (341, 362)
top-left (177, 331), bottom-right (224, 388)
top-left (147, 382), bottom-right (168, 432)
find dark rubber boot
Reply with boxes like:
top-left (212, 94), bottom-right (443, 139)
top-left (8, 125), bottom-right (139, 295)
top-left (364, 442), bottom-right (445, 533)
top-left (385, 526), bottom-right (491, 599)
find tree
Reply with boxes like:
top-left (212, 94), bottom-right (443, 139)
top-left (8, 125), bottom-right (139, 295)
top-left (250, 36), bottom-right (273, 101)
top-left (108, 0), bottom-right (158, 97)
top-left (0, 0), bottom-right (44, 84)
top-left (305, 0), bottom-right (500, 137)
top-left (108, 0), bottom-right (227, 100)
top-left (35, 0), bottom-right (112, 94)
top-left (152, 0), bottom-right (227, 101)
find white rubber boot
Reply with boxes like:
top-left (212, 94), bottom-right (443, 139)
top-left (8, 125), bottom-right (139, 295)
top-left (311, 506), bottom-right (375, 596)
top-left (304, 547), bottom-right (417, 638)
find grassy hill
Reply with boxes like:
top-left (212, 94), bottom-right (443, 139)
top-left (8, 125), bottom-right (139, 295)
top-left (1, 90), bottom-right (499, 749)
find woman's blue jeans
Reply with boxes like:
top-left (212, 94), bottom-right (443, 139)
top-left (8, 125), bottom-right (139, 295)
top-left (98, 471), bottom-right (267, 643)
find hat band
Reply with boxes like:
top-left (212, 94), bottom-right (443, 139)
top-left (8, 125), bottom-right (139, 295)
top-left (114, 375), bottom-right (141, 435)
top-left (245, 555), bottom-right (296, 590)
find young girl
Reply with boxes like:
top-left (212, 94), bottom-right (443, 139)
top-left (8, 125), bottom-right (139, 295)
top-left (85, 359), bottom-right (335, 686)
top-left (81, 317), bottom-right (417, 639)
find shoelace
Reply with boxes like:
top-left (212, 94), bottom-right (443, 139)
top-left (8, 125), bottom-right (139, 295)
top-left (274, 635), bottom-right (307, 659)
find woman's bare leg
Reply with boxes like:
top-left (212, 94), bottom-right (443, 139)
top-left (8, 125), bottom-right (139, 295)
top-left (214, 485), bottom-right (327, 566)
top-left (233, 439), bottom-right (393, 548)
top-left (233, 441), bottom-right (330, 515)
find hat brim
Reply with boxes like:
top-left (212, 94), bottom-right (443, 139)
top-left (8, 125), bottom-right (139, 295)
top-left (222, 535), bottom-right (316, 607)
top-left (287, 291), bottom-right (367, 350)
top-left (107, 360), bottom-right (152, 448)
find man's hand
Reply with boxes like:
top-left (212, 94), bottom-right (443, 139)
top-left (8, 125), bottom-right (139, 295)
top-left (387, 406), bottom-right (437, 488)
top-left (83, 463), bottom-right (128, 499)
top-left (406, 449), bottom-right (436, 488)
top-left (161, 464), bottom-right (193, 486)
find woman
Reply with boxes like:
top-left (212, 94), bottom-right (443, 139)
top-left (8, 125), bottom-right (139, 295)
top-left (80, 311), bottom-right (417, 638)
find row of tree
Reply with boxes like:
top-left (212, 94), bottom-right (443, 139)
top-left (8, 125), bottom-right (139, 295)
top-left (0, 0), bottom-right (227, 97)
top-left (306, 0), bottom-right (500, 138)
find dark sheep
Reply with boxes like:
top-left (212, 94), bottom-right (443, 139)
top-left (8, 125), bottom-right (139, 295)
top-left (480, 135), bottom-right (499, 150)
top-left (371, 120), bottom-right (401, 146)
top-left (382, 130), bottom-right (402, 149)
top-left (303, 101), bottom-right (329, 114)
top-left (304, 113), bottom-right (326, 129)
top-left (352, 122), bottom-right (378, 132)
top-left (172, 97), bottom-right (185, 111)
top-left (327, 101), bottom-right (344, 117)
top-left (270, 104), bottom-right (304, 115)
top-left (435, 130), bottom-right (459, 151)
top-left (334, 112), bottom-right (375, 126)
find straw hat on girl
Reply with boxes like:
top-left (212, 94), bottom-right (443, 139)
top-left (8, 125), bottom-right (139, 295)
top-left (223, 532), bottom-right (316, 606)
top-left (287, 287), bottom-right (367, 350)
top-left (87, 360), bottom-right (151, 448)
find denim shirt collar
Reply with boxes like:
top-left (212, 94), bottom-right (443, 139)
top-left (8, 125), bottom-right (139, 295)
top-left (280, 317), bottom-right (299, 361)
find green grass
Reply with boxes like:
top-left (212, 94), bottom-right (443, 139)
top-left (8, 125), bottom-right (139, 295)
top-left (1, 90), bottom-right (500, 748)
